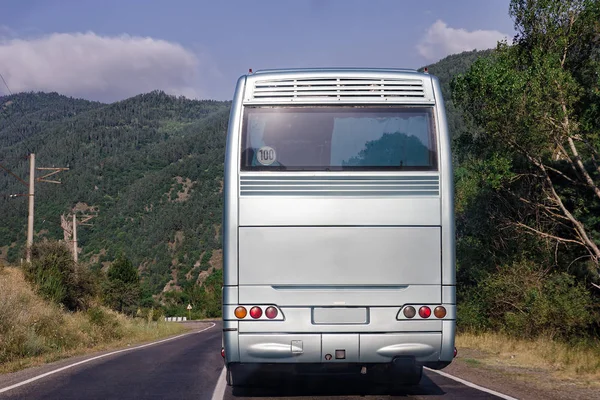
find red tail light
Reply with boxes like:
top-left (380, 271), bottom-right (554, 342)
top-left (221, 348), bottom-right (225, 358)
top-left (265, 306), bottom-right (278, 319)
top-left (250, 306), bottom-right (262, 319)
top-left (419, 306), bottom-right (431, 318)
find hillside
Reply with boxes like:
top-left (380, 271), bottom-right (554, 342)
top-left (0, 262), bottom-right (188, 372)
top-left (419, 49), bottom-right (494, 141)
top-left (0, 51), bottom-right (489, 309)
top-left (1, 91), bottom-right (230, 308)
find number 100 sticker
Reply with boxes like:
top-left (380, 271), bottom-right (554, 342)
top-left (257, 146), bottom-right (276, 165)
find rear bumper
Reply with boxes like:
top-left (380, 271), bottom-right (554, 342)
top-left (224, 331), bottom-right (454, 365)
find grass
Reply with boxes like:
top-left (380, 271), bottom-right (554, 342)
top-left (456, 331), bottom-right (600, 387)
top-left (462, 358), bottom-right (483, 367)
top-left (0, 264), bottom-right (189, 373)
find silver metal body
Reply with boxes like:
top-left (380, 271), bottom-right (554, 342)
top-left (222, 68), bottom-right (455, 384)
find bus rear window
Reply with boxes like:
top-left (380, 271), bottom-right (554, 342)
top-left (240, 106), bottom-right (437, 171)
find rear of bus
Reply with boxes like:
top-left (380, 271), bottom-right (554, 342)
top-left (221, 68), bottom-right (455, 387)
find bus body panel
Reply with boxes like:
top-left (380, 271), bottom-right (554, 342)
top-left (222, 75), bottom-right (245, 287)
top-left (238, 226), bottom-right (441, 286)
top-left (432, 75), bottom-right (456, 358)
top-left (235, 285), bottom-right (442, 307)
top-left (239, 193), bottom-right (441, 226)
top-left (223, 320), bottom-right (240, 363)
top-left (432, 76), bottom-right (456, 287)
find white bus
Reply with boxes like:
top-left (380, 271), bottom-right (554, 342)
top-left (221, 67), bottom-right (456, 388)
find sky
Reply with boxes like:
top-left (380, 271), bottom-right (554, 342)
top-left (0, 0), bottom-right (516, 102)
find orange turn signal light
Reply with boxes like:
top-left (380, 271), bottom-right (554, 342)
top-left (434, 306), bottom-right (447, 318)
top-left (234, 306), bottom-right (247, 319)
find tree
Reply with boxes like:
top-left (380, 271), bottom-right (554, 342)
top-left (200, 269), bottom-right (222, 318)
top-left (452, 0), bottom-right (600, 282)
top-left (103, 255), bottom-right (141, 315)
top-left (108, 255), bottom-right (139, 284)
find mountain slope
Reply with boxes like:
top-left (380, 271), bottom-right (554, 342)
top-left (1, 91), bottom-right (230, 300)
top-left (419, 49), bottom-right (494, 140)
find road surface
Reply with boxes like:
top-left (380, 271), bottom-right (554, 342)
top-left (0, 321), bottom-right (513, 400)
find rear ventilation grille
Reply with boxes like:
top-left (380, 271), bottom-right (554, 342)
top-left (250, 78), bottom-right (426, 101)
top-left (240, 175), bottom-right (439, 197)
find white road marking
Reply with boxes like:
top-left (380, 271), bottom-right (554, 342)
top-left (211, 367), bottom-right (227, 400)
top-left (425, 367), bottom-right (519, 400)
top-left (0, 322), bottom-right (216, 395)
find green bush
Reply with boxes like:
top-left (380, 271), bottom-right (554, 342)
top-left (481, 261), bottom-right (595, 339)
top-left (456, 289), bottom-right (491, 333)
top-left (7, 245), bottom-right (21, 264)
top-left (22, 240), bottom-right (95, 311)
top-left (86, 306), bottom-right (123, 340)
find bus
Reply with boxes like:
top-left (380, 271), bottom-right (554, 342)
top-left (221, 67), bottom-right (456, 388)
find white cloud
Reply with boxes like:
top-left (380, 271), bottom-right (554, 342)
top-left (417, 20), bottom-right (511, 62)
top-left (0, 32), bottom-right (205, 102)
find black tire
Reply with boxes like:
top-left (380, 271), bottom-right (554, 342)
top-left (390, 365), bottom-right (423, 387)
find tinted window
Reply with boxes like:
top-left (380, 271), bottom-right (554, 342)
top-left (240, 106), bottom-right (437, 171)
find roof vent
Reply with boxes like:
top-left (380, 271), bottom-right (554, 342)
top-left (250, 77), bottom-right (426, 101)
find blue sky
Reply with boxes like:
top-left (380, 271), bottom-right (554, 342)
top-left (0, 0), bottom-right (515, 102)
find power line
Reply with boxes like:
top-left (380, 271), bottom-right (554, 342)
top-left (2, 195), bottom-right (63, 230)
top-left (0, 107), bottom-right (32, 152)
top-left (0, 71), bottom-right (35, 154)
top-left (0, 72), bottom-right (12, 95)
top-left (0, 162), bottom-right (28, 187)
top-left (0, 73), bottom-right (69, 260)
top-left (1, 71), bottom-right (35, 122)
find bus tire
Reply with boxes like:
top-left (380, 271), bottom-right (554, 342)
top-left (391, 365), bottom-right (422, 387)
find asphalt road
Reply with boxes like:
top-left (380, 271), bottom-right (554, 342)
top-left (0, 321), bottom-right (512, 400)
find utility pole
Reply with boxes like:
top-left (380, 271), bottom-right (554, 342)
top-left (25, 153), bottom-right (69, 262)
top-left (26, 154), bottom-right (35, 262)
top-left (72, 213), bottom-right (78, 263)
top-left (61, 211), bottom-right (97, 262)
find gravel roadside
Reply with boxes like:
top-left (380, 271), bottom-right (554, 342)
top-left (444, 347), bottom-right (600, 400)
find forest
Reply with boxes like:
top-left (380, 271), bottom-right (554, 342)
top-left (1, 0), bottom-right (598, 341)
top-left (445, 0), bottom-right (600, 340)
top-left (0, 91), bottom-right (230, 318)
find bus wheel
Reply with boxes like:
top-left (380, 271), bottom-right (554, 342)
top-left (392, 365), bottom-right (422, 387)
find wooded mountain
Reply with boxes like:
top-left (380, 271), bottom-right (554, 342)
top-left (0, 51), bottom-right (487, 306)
